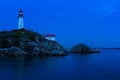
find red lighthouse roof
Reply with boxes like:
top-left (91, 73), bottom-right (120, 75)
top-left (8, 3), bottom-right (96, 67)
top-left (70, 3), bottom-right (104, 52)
top-left (44, 34), bottom-right (55, 37)
top-left (18, 9), bottom-right (23, 17)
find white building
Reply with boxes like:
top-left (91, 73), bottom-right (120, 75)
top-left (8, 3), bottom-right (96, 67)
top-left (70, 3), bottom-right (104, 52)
top-left (44, 34), bottom-right (56, 41)
top-left (18, 9), bottom-right (24, 29)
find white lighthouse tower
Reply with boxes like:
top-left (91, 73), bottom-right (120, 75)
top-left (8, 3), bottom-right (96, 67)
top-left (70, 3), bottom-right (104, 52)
top-left (18, 9), bottom-right (24, 29)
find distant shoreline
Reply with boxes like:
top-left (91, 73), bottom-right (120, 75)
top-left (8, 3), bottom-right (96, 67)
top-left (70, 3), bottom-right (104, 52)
top-left (92, 48), bottom-right (120, 50)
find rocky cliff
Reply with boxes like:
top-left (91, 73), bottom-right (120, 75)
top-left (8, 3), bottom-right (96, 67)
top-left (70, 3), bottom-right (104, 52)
top-left (0, 29), bottom-right (67, 57)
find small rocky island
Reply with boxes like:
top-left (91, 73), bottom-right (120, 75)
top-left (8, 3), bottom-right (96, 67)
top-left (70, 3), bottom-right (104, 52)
top-left (70, 44), bottom-right (100, 54)
top-left (0, 29), bottom-right (67, 57)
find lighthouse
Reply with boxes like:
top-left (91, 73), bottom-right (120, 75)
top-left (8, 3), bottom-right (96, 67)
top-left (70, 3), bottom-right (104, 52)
top-left (18, 9), bottom-right (24, 29)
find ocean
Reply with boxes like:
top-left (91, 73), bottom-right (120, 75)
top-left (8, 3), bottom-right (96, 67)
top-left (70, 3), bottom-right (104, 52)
top-left (0, 50), bottom-right (120, 80)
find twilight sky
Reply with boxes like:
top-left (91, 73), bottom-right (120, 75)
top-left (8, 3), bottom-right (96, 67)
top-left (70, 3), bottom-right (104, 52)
top-left (0, 0), bottom-right (120, 48)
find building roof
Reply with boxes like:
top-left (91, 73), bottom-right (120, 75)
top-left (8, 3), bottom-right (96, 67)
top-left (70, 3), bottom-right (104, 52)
top-left (44, 34), bottom-right (55, 37)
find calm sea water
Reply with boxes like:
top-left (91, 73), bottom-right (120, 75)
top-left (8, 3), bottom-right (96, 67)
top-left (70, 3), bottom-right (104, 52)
top-left (0, 50), bottom-right (120, 80)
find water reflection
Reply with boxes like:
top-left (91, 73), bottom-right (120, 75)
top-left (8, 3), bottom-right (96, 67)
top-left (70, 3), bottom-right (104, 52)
top-left (0, 57), bottom-right (35, 79)
top-left (0, 51), bottom-right (120, 80)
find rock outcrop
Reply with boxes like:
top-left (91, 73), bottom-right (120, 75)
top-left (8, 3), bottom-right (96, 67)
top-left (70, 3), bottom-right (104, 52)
top-left (0, 29), bottom-right (67, 57)
top-left (70, 44), bottom-right (93, 53)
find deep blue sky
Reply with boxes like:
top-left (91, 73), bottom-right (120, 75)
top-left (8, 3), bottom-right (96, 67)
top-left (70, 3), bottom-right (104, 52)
top-left (0, 0), bottom-right (120, 48)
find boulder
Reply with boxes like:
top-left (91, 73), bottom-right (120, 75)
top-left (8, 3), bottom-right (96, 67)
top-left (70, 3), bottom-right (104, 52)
top-left (50, 50), bottom-right (66, 56)
top-left (25, 42), bottom-right (41, 56)
top-left (0, 48), bottom-right (9, 56)
top-left (41, 40), bottom-right (66, 51)
top-left (40, 40), bottom-right (67, 56)
top-left (9, 47), bottom-right (26, 56)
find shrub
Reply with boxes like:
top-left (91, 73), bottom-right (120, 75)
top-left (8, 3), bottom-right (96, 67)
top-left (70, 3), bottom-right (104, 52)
top-left (0, 31), bottom-right (9, 34)
top-left (12, 31), bottom-right (22, 38)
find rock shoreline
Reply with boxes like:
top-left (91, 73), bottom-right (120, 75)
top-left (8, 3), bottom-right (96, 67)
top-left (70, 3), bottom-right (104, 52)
top-left (0, 29), bottom-right (100, 57)
top-left (0, 29), bottom-right (67, 57)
